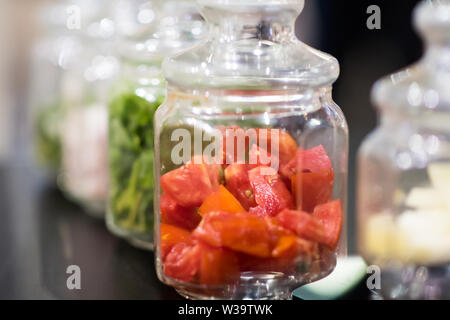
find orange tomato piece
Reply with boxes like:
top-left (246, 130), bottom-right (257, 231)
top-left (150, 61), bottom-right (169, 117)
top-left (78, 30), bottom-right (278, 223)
top-left (198, 185), bottom-right (245, 216)
top-left (271, 235), bottom-right (298, 258)
top-left (193, 211), bottom-right (272, 258)
top-left (199, 243), bottom-right (240, 286)
top-left (160, 223), bottom-right (192, 261)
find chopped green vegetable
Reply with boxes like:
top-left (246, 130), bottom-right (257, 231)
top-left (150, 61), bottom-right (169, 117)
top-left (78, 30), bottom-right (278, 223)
top-left (108, 92), bottom-right (164, 234)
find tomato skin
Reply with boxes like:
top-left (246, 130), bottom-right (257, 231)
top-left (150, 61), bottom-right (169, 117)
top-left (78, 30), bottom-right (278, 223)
top-left (198, 243), bottom-right (240, 286)
top-left (160, 223), bottom-right (192, 261)
top-left (160, 193), bottom-right (201, 230)
top-left (198, 185), bottom-right (245, 216)
top-left (256, 129), bottom-right (298, 168)
top-left (193, 211), bottom-right (272, 258)
top-left (224, 164), bottom-right (256, 210)
top-left (163, 242), bottom-right (201, 283)
top-left (248, 166), bottom-right (294, 217)
top-left (160, 161), bottom-right (214, 207)
top-left (219, 126), bottom-right (252, 165)
top-left (275, 209), bottom-right (327, 244)
top-left (247, 144), bottom-right (272, 170)
top-left (291, 170), bottom-right (334, 213)
top-left (238, 237), bottom-right (316, 273)
top-left (190, 155), bottom-right (221, 191)
top-left (281, 145), bottom-right (333, 179)
top-left (312, 200), bottom-right (343, 250)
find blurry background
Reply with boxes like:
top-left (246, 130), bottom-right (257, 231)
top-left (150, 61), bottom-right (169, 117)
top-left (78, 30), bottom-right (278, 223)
top-left (0, 0), bottom-right (423, 298)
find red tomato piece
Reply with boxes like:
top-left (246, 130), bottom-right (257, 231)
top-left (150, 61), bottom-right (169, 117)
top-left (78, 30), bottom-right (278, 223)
top-left (193, 211), bottom-right (272, 258)
top-left (312, 200), bottom-right (343, 250)
top-left (160, 223), bottom-right (192, 261)
top-left (160, 193), bottom-right (201, 230)
top-left (190, 155), bottom-right (221, 191)
top-left (160, 161), bottom-right (214, 207)
top-left (198, 243), bottom-right (240, 286)
top-left (281, 145), bottom-right (333, 179)
top-left (248, 166), bottom-right (294, 217)
top-left (247, 144), bottom-right (272, 170)
top-left (163, 242), bottom-right (201, 283)
top-left (238, 237), bottom-right (317, 273)
top-left (219, 126), bottom-right (253, 165)
top-left (256, 129), bottom-right (298, 168)
top-left (224, 164), bottom-right (256, 210)
top-left (275, 209), bottom-right (327, 245)
top-left (291, 170), bottom-right (334, 213)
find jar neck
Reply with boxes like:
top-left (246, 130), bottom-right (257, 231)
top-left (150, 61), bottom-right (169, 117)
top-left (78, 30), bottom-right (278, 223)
top-left (201, 5), bottom-right (299, 42)
top-left (166, 85), bottom-right (331, 114)
top-left (423, 42), bottom-right (450, 70)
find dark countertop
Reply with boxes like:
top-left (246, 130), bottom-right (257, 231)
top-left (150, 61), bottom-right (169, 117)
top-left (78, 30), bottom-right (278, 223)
top-left (0, 164), bottom-right (370, 300)
top-left (0, 164), bottom-right (180, 299)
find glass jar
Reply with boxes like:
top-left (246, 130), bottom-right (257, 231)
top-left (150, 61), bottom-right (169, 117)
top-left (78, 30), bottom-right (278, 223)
top-left (106, 0), bottom-right (205, 249)
top-left (357, 0), bottom-right (450, 300)
top-left (155, 0), bottom-right (348, 300)
top-left (59, 0), bottom-right (119, 215)
top-left (28, 2), bottom-right (76, 175)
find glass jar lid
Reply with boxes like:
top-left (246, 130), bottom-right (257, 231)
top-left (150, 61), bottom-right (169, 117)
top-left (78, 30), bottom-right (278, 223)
top-left (163, 0), bottom-right (339, 90)
top-left (372, 0), bottom-right (450, 116)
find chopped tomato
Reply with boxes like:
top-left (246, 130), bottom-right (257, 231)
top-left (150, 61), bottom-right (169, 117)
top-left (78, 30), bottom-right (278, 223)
top-left (198, 185), bottom-right (245, 216)
top-left (193, 211), bottom-right (272, 258)
top-left (163, 242), bottom-right (201, 283)
top-left (281, 145), bottom-right (333, 179)
top-left (256, 129), bottom-right (297, 168)
top-left (238, 237), bottom-right (316, 273)
top-left (160, 193), bottom-right (201, 230)
top-left (160, 161), bottom-right (214, 207)
top-left (160, 223), bottom-right (192, 261)
top-left (247, 144), bottom-right (272, 169)
top-left (291, 170), bottom-right (334, 213)
top-left (219, 126), bottom-right (253, 165)
top-left (224, 164), bottom-right (256, 210)
top-left (198, 243), bottom-right (240, 286)
top-left (271, 235), bottom-right (298, 258)
top-left (312, 200), bottom-right (343, 250)
top-left (190, 155), bottom-right (221, 191)
top-left (275, 209), bottom-right (327, 244)
top-left (248, 166), bottom-right (294, 217)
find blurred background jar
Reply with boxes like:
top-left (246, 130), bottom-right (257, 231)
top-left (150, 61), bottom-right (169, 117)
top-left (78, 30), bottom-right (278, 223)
top-left (106, 0), bottom-right (205, 249)
top-left (357, 0), bottom-right (450, 300)
top-left (59, 0), bottom-right (119, 216)
top-left (155, 0), bottom-right (348, 299)
top-left (28, 1), bottom-right (79, 177)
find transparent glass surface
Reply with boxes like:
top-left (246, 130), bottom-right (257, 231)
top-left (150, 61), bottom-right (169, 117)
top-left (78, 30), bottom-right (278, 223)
top-left (28, 2), bottom-right (78, 176)
top-left (59, 0), bottom-right (119, 216)
top-left (154, 0), bottom-right (348, 299)
top-left (357, 0), bottom-right (450, 300)
top-left (106, 0), bottom-right (205, 249)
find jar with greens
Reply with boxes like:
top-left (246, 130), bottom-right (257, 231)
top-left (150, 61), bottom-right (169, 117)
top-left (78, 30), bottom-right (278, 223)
top-left (59, 0), bottom-right (119, 215)
top-left (106, 0), bottom-right (205, 249)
